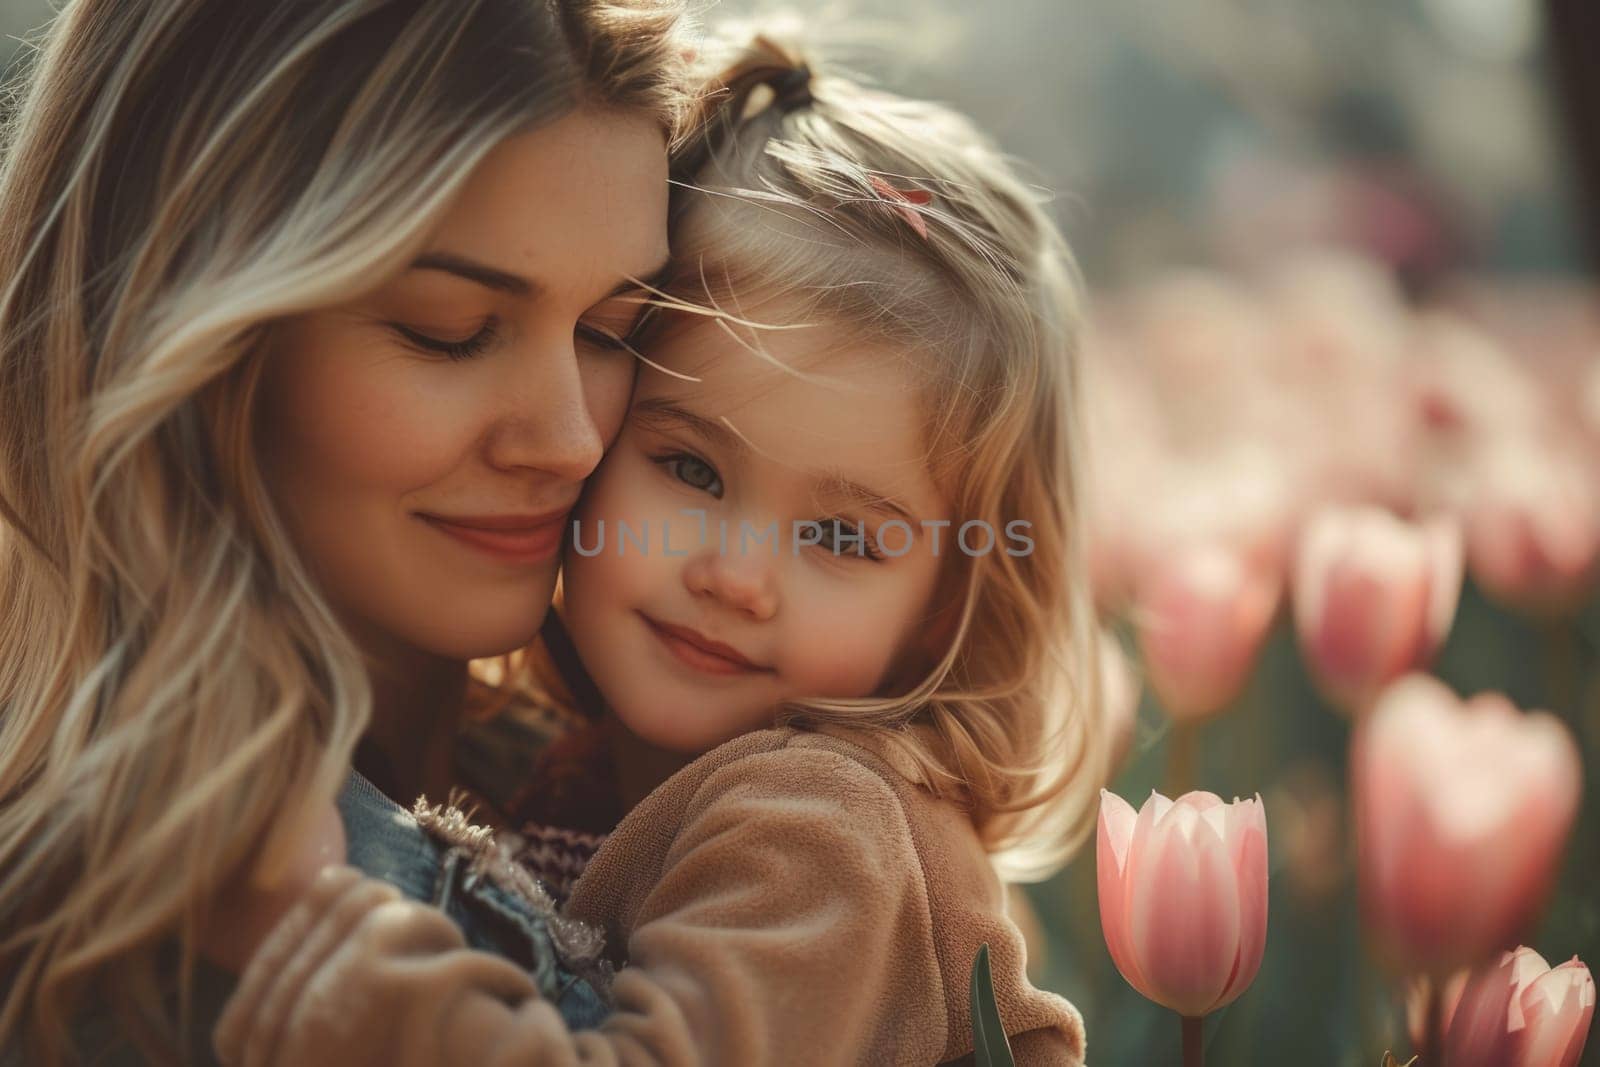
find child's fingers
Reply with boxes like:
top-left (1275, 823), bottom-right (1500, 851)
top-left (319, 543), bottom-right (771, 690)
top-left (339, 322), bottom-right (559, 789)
top-left (214, 866), bottom-right (396, 1067)
top-left (240, 875), bottom-right (411, 1067)
top-left (218, 870), bottom-right (529, 1067)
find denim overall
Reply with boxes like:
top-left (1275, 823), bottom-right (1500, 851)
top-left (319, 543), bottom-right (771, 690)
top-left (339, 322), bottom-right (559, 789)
top-left (336, 767), bottom-right (611, 1029)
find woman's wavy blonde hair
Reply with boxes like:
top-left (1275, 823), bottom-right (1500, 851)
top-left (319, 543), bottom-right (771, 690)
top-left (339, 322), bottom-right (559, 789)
top-left (0, 0), bottom-right (688, 1062)
top-left (623, 33), bottom-right (1108, 882)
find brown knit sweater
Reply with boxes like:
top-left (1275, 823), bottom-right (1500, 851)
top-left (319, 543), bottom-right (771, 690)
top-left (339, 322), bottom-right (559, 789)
top-left (213, 727), bottom-right (1085, 1066)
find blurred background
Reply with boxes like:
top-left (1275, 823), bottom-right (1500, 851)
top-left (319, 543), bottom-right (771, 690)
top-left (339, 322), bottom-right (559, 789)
top-left (677, 3), bottom-right (1600, 1062)
top-left (5, 0), bottom-right (1595, 1063)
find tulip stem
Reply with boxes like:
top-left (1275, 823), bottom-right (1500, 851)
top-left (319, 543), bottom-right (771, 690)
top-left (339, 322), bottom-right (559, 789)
top-left (1164, 722), bottom-right (1198, 797)
top-left (1541, 617), bottom-right (1580, 722)
top-left (1181, 1015), bottom-right (1203, 1067)
top-left (1421, 980), bottom-right (1443, 1067)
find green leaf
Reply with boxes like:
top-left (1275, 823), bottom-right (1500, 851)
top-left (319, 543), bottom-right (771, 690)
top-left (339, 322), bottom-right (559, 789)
top-left (970, 943), bottom-right (1015, 1067)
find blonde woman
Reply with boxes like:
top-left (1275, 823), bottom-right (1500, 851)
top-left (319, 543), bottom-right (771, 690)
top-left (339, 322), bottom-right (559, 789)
top-left (0, 1), bottom-right (691, 1063)
top-left (214, 36), bottom-right (1105, 1066)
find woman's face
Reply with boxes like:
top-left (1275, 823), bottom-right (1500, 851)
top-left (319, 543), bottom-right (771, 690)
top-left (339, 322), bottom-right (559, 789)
top-left (258, 107), bottom-right (669, 665)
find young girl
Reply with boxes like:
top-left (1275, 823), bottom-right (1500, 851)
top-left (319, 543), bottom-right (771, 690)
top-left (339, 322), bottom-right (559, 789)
top-left (214, 36), bottom-right (1105, 1066)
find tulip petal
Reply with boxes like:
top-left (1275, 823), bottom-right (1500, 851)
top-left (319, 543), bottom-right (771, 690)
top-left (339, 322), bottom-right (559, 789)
top-left (1216, 796), bottom-right (1268, 1008)
top-left (1520, 959), bottom-right (1595, 1067)
top-left (1129, 801), bottom-right (1241, 1016)
top-left (1443, 954), bottom-right (1520, 1067)
top-left (1097, 791), bottom-right (1143, 988)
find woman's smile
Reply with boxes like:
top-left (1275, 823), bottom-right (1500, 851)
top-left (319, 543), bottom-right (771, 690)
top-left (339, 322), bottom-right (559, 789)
top-left (415, 508), bottom-right (573, 566)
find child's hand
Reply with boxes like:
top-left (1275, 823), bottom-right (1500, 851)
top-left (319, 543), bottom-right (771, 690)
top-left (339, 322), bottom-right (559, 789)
top-left (200, 800), bottom-right (347, 975)
top-left (213, 867), bottom-right (542, 1067)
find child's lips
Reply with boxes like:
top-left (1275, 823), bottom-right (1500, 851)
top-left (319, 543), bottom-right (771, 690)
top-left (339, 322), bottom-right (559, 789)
top-left (640, 614), bottom-right (771, 676)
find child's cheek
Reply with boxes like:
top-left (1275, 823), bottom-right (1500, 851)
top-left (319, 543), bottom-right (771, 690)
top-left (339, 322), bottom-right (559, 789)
top-left (784, 591), bottom-right (903, 699)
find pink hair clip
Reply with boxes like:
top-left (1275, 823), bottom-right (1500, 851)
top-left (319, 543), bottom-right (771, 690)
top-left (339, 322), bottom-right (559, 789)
top-left (867, 175), bottom-right (933, 240)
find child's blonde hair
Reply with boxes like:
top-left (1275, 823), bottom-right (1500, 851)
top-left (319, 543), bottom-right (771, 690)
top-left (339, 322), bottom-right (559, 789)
top-left (653, 35), bottom-right (1106, 880)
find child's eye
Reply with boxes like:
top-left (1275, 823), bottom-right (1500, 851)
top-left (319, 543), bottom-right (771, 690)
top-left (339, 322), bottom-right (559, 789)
top-left (652, 452), bottom-right (724, 499)
top-left (816, 518), bottom-right (885, 562)
top-left (390, 319), bottom-right (498, 361)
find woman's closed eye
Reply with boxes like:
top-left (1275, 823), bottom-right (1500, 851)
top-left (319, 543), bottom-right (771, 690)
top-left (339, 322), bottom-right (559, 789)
top-left (652, 451), bottom-right (724, 498)
top-left (577, 292), bottom-right (653, 353)
top-left (389, 318), bottom-right (498, 361)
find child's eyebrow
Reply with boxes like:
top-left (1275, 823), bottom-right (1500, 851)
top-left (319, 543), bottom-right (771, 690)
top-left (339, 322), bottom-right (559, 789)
top-left (816, 472), bottom-right (917, 525)
top-left (632, 398), bottom-right (745, 455)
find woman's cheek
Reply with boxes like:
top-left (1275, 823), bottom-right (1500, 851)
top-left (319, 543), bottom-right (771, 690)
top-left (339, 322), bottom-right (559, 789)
top-left (263, 325), bottom-right (475, 496)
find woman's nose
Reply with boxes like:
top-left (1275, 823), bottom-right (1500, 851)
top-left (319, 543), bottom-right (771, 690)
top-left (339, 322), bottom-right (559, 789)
top-left (482, 335), bottom-right (618, 482)
top-left (683, 543), bottom-right (780, 621)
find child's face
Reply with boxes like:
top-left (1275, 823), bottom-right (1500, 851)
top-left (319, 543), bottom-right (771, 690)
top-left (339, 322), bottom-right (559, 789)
top-left (562, 311), bottom-right (950, 755)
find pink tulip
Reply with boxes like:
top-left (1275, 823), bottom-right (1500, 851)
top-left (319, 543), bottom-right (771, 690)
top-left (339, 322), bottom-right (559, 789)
top-left (1265, 253), bottom-right (1419, 509)
top-left (1292, 507), bottom-right (1463, 712)
top-left (1462, 435), bottom-right (1600, 618)
top-left (1515, 953), bottom-right (1596, 1067)
top-left (1409, 948), bottom-right (1595, 1067)
top-left (1134, 541), bottom-right (1281, 722)
top-left (1353, 675), bottom-right (1582, 976)
top-left (1409, 312), bottom-right (1548, 442)
top-left (1097, 789), bottom-right (1269, 1018)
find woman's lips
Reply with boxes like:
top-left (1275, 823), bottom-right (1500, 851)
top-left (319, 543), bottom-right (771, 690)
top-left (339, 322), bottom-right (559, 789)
top-left (642, 614), bottom-right (769, 676)
top-left (417, 512), bottom-right (568, 565)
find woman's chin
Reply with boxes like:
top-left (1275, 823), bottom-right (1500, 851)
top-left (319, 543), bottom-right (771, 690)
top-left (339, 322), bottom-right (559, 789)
top-left (403, 602), bottom-right (555, 663)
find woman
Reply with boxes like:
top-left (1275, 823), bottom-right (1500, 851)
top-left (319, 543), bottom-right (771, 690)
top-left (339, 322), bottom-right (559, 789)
top-left (0, 1), bottom-right (689, 1063)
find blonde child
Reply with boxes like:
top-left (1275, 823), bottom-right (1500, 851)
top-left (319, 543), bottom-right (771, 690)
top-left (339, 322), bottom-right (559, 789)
top-left (214, 36), bottom-right (1105, 1067)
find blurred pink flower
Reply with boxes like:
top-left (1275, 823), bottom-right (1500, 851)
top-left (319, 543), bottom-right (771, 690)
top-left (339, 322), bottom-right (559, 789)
top-left (1263, 252), bottom-right (1419, 510)
top-left (1097, 789), bottom-right (1268, 1018)
top-left (1462, 435), bottom-right (1600, 618)
top-left (1353, 675), bottom-right (1582, 976)
top-left (1135, 276), bottom-right (1301, 456)
top-left (1134, 541), bottom-right (1281, 722)
top-left (1409, 312), bottom-right (1548, 442)
top-left (1408, 948), bottom-right (1595, 1067)
top-left (1292, 507), bottom-right (1463, 713)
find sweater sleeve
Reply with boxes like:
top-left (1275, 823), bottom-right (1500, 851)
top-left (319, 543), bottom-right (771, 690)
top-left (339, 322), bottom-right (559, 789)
top-left (215, 749), bottom-right (950, 1067)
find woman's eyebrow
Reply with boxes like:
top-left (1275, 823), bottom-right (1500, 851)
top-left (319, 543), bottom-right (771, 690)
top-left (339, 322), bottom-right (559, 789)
top-left (408, 254), bottom-right (670, 302)
top-left (410, 252), bottom-right (534, 297)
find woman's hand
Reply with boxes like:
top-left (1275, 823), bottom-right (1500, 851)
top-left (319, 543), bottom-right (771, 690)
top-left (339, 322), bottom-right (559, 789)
top-left (200, 800), bottom-right (348, 975)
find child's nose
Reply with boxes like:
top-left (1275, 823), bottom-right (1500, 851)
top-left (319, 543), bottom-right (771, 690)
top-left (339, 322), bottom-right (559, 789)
top-left (683, 547), bottom-right (779, 621)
